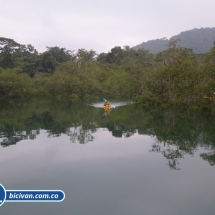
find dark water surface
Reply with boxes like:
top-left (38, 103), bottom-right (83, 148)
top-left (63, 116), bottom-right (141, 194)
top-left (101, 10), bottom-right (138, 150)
top-left (0, 98), bottom-right (215, 215)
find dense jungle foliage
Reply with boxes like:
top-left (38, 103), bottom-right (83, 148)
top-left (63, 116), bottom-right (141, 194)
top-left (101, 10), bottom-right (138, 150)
top-left (0, 36), bottom-right (215, 109)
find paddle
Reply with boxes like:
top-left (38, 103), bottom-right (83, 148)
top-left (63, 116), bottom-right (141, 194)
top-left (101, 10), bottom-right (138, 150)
top-left (100, 95), bottom-right (110, 104)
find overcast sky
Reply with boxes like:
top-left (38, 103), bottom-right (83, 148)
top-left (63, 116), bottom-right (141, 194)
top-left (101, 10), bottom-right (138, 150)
top-left (1, 0), bottom-right (214, 54)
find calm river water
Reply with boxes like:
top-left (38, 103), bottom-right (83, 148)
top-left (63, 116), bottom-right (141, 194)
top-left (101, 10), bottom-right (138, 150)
top-left (0, 98), bottom-right (215, 215)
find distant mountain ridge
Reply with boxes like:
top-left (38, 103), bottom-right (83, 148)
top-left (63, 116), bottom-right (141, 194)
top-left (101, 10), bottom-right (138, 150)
top-left (133, 27), bottom-right (215, 54)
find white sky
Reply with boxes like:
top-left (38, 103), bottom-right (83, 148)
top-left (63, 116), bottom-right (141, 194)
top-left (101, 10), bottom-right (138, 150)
top-left (1, 0), bottom-right (214, 54)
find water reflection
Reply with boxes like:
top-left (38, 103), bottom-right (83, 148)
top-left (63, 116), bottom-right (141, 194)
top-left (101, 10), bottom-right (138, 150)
top-left (145, 108), bottom-right (215, 169)
top-left (66, 126), bottom-right (95, 143)
top-left (0, 98), bottom-right (215, 168)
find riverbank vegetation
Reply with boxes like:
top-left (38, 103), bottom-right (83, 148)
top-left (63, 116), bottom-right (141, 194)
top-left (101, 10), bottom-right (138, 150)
top-left (0, 37), bottom-right (215, 109)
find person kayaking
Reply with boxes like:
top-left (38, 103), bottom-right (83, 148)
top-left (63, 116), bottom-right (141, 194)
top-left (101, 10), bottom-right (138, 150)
top-left (103, 100), bottom-right (111, 112)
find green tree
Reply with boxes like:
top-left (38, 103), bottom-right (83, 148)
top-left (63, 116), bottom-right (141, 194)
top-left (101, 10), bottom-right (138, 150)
top-left (14, 44), bottom-right (40, 77)
top-left (0, 37), bottom-right (21, 68)
top-left (0, 68), bottom-right (34, 98)
top-left (76, 49), bottom-right (97, 69)
top-left (40, 51), bottom-right (58, 74)
top-left (46, 46), bottom-right (74, 63)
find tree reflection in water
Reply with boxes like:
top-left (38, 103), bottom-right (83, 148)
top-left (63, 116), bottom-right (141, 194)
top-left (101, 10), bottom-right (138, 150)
top-left (0, 98), bottom-right (215, 169)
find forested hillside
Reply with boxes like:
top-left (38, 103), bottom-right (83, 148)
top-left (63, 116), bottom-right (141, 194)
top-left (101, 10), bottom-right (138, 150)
top-left (0, 36), bottom-right (215, 110)
top-left (133, 27), bottom-right (215, 54)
